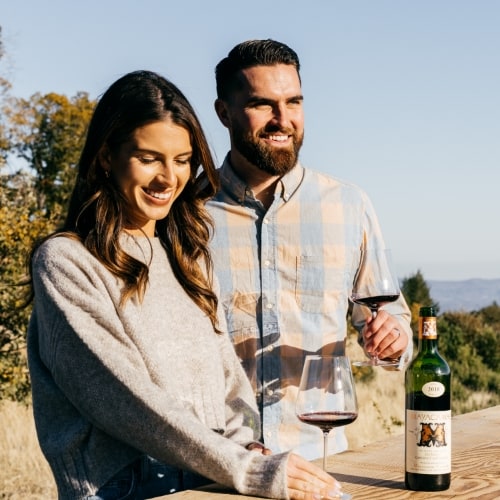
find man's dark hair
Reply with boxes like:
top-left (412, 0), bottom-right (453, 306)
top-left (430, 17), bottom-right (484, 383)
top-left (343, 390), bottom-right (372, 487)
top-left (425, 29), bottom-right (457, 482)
top-left (215, 39), bottom-right (301, 100)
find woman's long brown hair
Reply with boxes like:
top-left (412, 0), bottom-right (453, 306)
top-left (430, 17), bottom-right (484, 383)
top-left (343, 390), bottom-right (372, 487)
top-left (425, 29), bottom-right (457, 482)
top-left (27, 70), bottom-right (221, 332)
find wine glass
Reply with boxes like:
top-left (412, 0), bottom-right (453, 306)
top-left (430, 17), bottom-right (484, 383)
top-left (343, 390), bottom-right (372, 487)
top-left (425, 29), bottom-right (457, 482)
top-left (296, 355), bottom-right (358, 500)
top-left (351, 248), bottom-right (401, 367)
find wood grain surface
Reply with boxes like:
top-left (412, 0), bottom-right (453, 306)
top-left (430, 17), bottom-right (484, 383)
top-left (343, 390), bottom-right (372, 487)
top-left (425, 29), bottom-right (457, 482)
top-left (161, 405), bottom-right (500, 499)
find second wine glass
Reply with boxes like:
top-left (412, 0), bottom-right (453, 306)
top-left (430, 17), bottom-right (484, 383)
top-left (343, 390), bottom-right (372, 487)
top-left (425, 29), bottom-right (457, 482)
top-left (296, 355), bottom-right (358, 500)
top-left (351, 248), bottom-right (401, 367)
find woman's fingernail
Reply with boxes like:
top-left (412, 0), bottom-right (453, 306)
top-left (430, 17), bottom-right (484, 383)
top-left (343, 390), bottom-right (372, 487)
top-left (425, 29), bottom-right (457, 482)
top-left (327, 487), bottom-right (342, 498)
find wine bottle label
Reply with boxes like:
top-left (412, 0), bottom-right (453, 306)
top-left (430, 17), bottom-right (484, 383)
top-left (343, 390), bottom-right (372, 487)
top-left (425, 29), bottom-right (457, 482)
top-left (406, 409), bottom-right (451, 474)
top-left (419, 316), bottom-right (437, 339)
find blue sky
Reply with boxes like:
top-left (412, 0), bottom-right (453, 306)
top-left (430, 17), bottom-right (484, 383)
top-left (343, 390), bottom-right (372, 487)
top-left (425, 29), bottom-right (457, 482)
top-left (2, 0), bottom-right (499, 280)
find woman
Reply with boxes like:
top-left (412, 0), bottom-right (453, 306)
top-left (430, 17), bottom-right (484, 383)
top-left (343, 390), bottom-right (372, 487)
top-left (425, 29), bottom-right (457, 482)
top-left (27, 70), bottom-right (342, 499)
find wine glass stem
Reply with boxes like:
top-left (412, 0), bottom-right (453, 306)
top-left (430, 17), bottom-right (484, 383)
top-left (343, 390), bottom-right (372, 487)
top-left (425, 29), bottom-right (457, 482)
top-left (322, 431), bottom-right (329, 471)
top-left (370, 308), bottom-right (379, 363)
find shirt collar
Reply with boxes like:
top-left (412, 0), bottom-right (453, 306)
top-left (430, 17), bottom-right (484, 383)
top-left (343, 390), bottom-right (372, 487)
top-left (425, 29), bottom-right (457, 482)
top-left (219, 153), bottom-right (304, 204)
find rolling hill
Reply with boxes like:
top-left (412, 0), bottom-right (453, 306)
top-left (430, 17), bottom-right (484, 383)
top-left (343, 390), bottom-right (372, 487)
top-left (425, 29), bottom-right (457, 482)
top-left (427, 278), bottom-right (500, 312)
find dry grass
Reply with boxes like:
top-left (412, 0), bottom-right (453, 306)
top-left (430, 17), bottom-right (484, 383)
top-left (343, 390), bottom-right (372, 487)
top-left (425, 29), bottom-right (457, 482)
top-left (0, 336), bottom-right (405, 498)
top-left (0, 400), bottom-right (56, 499)
top-left (345, 334), bottom-right (406, 450)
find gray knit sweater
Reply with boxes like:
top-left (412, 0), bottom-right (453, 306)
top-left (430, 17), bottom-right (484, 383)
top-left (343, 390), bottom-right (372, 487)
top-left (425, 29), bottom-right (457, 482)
top-left (27, 235), bottom-right (290, 499)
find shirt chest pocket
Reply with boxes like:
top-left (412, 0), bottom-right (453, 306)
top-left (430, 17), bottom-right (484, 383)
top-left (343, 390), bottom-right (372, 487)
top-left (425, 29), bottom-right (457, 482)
top-left (294, 255), bottom-right (348, 314)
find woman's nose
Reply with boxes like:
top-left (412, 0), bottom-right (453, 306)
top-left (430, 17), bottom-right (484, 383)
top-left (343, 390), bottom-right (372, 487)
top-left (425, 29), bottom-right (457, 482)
top-left (157, 162), bottom-right (177, 184)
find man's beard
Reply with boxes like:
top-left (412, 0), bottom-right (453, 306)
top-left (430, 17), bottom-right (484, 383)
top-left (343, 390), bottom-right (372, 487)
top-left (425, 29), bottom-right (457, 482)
top-left (232, 124), bottom-right (304, 177)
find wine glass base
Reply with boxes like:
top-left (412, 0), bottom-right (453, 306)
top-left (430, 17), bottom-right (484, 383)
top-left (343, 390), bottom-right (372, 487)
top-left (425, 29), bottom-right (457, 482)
top-left (352, 358), bottom-right (399, 367)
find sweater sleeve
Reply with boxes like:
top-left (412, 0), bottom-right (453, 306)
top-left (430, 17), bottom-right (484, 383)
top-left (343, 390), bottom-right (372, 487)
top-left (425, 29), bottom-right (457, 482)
top-left (31, 237), bottom-right (290, 499)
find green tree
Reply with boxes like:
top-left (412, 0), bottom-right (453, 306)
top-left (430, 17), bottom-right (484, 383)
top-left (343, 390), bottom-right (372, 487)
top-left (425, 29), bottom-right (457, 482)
top-left (401, 269), bottom-right (436, 309)
top-left (401, 269), bottom-right (438, 334)
top-left (478, 301), bottom-right (500, 325)
top-left (398, 271), bottom-right (499, 414)
top-left (438, 311), bottom-right (499, 413)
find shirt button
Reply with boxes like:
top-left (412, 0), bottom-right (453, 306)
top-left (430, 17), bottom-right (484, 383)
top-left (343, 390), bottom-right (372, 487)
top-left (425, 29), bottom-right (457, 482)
top-left (266, 303), bottom-right (273, 309)
top-left (266, 389), bottom-right (274, 396)
top-left (264, 260), bottom-right (271, 267)
top-left (263, 218), bottom-right (269, 224)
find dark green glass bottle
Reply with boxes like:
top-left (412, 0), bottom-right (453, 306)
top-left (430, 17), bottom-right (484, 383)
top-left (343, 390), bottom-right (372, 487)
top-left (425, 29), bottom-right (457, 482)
top-left (405, 306), bottom-right (451, 491)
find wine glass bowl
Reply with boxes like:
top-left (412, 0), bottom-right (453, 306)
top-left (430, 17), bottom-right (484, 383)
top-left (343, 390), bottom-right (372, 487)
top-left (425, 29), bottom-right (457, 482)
top-left (351, 248), bottom-right (401, 367)
top-left (296, 355), bottom-right (358, 499)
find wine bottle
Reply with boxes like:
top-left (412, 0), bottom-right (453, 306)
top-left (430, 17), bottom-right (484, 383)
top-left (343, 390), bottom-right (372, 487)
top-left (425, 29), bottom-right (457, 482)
top-left (405, 306), bottom-right (451, 491)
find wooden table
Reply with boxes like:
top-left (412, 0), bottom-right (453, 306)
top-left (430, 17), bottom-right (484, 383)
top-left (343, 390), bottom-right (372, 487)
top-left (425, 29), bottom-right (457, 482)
top-left (163, 405), bottom-right (500, 499)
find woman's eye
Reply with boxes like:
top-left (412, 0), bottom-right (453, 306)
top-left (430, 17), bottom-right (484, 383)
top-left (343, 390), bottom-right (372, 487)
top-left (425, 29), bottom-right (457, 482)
top-left (138, 156), bottom-right (157, 164)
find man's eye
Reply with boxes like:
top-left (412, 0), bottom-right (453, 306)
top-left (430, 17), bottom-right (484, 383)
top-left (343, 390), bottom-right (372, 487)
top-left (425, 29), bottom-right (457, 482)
top-left (252, 103), bottom-right (272, 110)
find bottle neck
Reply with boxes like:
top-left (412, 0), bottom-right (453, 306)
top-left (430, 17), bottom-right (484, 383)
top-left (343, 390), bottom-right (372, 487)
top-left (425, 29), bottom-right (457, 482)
top-left (418, 315), bottom-right (438, 353)
top-left (417, 337), bottom-right (439, 353)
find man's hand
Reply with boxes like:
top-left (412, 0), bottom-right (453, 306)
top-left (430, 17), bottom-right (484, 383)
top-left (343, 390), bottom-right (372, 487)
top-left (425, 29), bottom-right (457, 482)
top-left (361, 309), bottom-right (408, 360)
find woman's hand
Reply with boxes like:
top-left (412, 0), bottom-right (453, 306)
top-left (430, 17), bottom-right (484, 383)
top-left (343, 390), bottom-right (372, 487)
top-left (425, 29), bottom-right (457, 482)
top-left (286, 453), bottom-right (344, 499)
top-left (246, 442), bottom-right (272, 455)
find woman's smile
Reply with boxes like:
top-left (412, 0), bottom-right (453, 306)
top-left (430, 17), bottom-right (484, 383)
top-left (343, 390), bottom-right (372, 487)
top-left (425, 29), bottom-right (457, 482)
top-left (106, 118), bottom-right (192, 236)
top-left (143, 187), bottom-right (174, 202)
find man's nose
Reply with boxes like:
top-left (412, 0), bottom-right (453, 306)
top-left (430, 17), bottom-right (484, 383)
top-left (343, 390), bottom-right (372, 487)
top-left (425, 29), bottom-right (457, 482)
top-left (271, 103), bottom-right (292, 128)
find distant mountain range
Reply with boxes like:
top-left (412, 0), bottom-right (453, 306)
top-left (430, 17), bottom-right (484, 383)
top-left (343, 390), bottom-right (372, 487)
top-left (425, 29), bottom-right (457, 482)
top-left (427, 279), bottom-right (500, 312)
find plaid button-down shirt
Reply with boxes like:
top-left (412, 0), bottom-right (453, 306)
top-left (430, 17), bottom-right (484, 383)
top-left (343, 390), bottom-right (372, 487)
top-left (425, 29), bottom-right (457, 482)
top-left (206, 156), bottom-right (412, 459)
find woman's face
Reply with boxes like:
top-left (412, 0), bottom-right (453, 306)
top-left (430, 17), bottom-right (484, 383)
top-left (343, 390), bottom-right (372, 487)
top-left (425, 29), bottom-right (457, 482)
top-left (106, 118), bottom-right (192, 236)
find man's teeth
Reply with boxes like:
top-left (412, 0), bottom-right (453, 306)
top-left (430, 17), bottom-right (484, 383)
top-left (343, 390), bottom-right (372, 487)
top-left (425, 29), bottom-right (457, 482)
top-left (268, 135), bottom-right (288, 142)
top-left (145, 189), bottom-right (170, 200)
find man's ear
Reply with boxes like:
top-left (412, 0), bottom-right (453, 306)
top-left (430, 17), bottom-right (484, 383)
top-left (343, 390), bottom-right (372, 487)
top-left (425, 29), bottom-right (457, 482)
top-left (214, 99), bottom-right (230, 128)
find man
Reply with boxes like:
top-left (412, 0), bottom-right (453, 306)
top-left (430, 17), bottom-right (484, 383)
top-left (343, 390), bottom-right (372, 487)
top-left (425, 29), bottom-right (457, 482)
top-left (207, 39), bottom-right (412, 460)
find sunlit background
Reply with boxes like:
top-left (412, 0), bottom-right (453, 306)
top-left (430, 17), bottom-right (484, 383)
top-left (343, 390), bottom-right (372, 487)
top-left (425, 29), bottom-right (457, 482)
top-left (2, 0), bottom-right (499, 280)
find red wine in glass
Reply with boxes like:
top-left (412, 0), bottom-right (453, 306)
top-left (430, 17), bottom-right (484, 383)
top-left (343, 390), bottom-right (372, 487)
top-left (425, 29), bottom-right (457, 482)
top-left (298, 410), bottom-right (358, 432)
top-left (352, 294), bottom-right (400, 311)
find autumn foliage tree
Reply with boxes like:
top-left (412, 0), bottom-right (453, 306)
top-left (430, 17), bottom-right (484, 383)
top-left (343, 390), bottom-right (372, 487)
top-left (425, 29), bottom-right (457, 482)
top-left (0, 33), bottom-right (95, 399)
top-left (0, 173), bottom-right (53, 400)
top-left (4, 91), bottom-right (95, 218)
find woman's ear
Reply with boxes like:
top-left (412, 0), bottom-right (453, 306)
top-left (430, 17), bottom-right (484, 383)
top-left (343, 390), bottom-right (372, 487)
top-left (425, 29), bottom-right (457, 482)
top-left (98, 145), bottom-right (112, 174)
